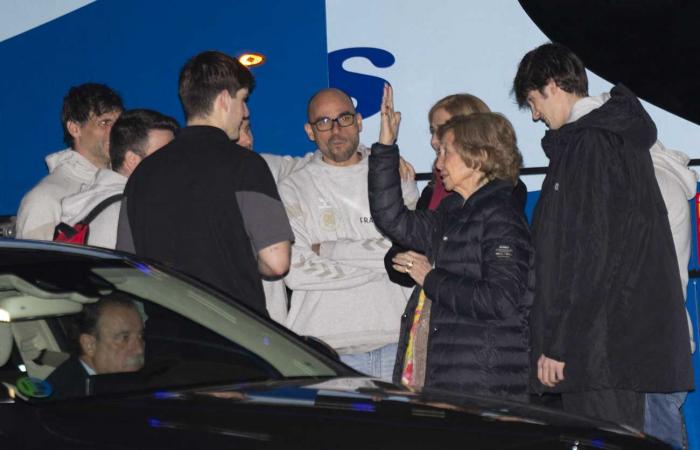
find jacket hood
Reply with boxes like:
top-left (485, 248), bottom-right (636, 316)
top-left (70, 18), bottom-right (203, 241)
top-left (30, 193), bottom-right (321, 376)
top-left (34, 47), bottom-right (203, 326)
top-left (60, 169), bottom-right (127, 224)
top-left (543, 84), bottom-right (657, 160)
top-left (650, 142), bottom-right (698, 200)
top-left (567, 92), bottom-right (610, 123)
top-left (45, 148), bottom-right (99, 181)
top-left (569, 90), bottom-right (697, 199)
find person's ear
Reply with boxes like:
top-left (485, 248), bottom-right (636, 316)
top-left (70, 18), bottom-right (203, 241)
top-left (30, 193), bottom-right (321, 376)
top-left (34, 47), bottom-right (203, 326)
top-left (355, 112), bottom-right (363, 133)
top-left (545, 79), bottom-right (559, 96)
top-left (79, 333), bottom-right (97, 357)
top-left (215, 89), bottom-right (230, 113)
top-left (123, 150), bottom-right (142, 173)
top-left (66, 120), bottom-right (82, 140)
top-left (304, 122), bottom-right (316, 142)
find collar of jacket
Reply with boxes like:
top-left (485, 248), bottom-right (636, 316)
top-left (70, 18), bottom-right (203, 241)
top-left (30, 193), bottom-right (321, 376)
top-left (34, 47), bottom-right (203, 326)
top-left (441, 179), bottom-right (514, 211)
top-left (45, 148), bottom-right (98, 179)
top-left (176, 125), bottom-right (233, 146)
top-left (540, 84), bottom-right (657, 160)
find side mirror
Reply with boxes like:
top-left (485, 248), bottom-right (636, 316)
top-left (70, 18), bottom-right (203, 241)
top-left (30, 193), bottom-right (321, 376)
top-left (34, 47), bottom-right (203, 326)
top-left (301, 336), bottom-right (340, 362)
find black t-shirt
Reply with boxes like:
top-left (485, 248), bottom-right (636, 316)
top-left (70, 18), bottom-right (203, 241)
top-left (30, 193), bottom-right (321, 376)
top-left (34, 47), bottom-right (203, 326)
top-left (122, 126), bottom-right (293, 315)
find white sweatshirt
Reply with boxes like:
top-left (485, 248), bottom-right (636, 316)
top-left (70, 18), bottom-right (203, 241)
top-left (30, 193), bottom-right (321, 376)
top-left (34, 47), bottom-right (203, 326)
top-left (257, 151), bottom-right (315, 324)
top-left (570, 93), bottom-right (698, 352)
top-left (60, 169), bottom-right (127, 249)
top-left (278, 145), bottom-right (418, 354)
top-left (16, 149), bottom-right (99, 241)
top-left (261, 152), bottom-right (315, 184)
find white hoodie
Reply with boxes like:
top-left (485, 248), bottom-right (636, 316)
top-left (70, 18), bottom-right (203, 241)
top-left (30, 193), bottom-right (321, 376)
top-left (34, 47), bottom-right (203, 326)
top-left (278, 145), bottom-right (418, 354)
top-left (570, 93), bottom-right (698, 352)
top-left (257, 152), bottom-right (314, 325)
top-left (60, 169), bottom-right (127, 249)
top-left (261, 152), bottom-right (315, 184)
top-left (16, 149), bottom-right (99, 241)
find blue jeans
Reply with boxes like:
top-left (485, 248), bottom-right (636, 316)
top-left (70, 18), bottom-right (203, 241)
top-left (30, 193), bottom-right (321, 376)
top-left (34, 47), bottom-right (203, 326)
top-left (340, 343), bottom-right (398, 381)
top-left (644, 392), bottom-right (687, 449)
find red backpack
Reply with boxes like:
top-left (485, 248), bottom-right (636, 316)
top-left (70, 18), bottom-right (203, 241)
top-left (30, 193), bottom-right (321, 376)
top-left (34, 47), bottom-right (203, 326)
top-left (53, 194), bottom-right (124, 245)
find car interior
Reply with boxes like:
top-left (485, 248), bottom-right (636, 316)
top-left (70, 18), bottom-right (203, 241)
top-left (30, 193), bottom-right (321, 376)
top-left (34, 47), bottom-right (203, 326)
top-left (0, 258), bottom-right (339, 403)
top-left (0, 273), bottom-right (93, 398)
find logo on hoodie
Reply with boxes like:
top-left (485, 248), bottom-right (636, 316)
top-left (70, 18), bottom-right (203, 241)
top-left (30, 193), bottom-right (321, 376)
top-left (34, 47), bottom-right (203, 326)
top-left (318, 197), bottom-right (341, 232)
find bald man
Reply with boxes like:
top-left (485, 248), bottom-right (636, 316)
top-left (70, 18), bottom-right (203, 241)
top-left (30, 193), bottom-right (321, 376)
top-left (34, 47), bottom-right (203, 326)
top-left (277, 88), bottom-right (418, 380)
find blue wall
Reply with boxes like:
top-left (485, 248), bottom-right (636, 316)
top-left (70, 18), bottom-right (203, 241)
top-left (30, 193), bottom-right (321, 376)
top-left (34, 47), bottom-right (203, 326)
top-left (0, 0), bottom-right (328, 215)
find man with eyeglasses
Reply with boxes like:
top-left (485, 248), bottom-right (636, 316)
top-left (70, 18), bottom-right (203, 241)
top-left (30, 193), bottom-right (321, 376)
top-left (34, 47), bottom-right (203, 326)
top-left (278, 88), bottom-right (418, 380)
top-left (16, 83), bottom-right (123, 240)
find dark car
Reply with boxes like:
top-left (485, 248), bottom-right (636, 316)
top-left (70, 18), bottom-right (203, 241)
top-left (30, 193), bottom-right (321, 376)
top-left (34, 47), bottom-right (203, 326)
top-left (0, 240), bottom-right (669, 449)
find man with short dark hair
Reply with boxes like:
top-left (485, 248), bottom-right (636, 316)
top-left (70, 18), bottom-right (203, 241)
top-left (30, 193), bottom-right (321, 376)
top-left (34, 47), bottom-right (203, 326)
top-left (277, 88), bottom-right (417, 379)
top-left (118, 51), bottom-right (293, 316)
top-left (513, 43), bottom-right (693, 431)
top-left (60, 109), bottom-right (178, 249)
top-left (16, 83), bottom-right (123, 240)
top-left (46, 293), bottom-right (145, 399)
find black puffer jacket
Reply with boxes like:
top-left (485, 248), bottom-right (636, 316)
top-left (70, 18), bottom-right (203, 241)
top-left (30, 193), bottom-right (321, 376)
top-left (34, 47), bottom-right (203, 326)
top-left (369, 143), bottom-right (534, 401)
top-left (384, 178), bottom-right (529, 287)
top-left (383, 180), bottom-right (434, 287)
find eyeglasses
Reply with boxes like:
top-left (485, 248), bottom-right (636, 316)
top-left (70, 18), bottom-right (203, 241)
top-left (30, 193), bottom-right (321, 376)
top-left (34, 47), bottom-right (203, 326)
top-left (310, 113), bottom-right (356, 131)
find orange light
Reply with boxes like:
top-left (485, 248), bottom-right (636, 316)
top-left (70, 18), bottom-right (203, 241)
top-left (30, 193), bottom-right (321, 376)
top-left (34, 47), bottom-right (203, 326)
top-left (238, 52), bottom-right (265, 67)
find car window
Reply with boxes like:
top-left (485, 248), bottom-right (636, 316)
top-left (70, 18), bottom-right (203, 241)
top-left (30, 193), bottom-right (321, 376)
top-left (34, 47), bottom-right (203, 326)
top-left (92, 264), bottom-right (338, 378)
top-left (0, 255), bottom-right (342, 401)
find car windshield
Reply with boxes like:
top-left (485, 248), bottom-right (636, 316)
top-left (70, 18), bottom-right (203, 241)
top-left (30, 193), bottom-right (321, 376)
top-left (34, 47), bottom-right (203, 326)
top-left (0, 245), bottom-right (343, 401)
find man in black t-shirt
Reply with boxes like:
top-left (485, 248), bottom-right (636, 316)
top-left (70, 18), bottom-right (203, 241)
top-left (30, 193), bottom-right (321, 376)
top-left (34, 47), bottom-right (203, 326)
top-left (117, 51), bottom-right (293, 316)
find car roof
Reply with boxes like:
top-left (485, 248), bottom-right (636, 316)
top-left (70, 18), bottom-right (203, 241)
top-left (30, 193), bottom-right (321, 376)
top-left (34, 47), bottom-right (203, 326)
top-left (0, 238), bottom-right (126, 261)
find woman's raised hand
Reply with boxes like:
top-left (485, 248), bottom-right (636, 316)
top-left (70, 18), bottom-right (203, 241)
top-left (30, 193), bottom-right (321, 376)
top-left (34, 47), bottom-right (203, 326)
top-left (378, 83), bottom-right (401, 145)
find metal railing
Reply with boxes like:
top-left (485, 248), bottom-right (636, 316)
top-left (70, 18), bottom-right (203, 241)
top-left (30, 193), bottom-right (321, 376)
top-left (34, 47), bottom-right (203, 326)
top-left (3, 159), bottom-right (699, 236)
top-left (415, 159), bottom-right (700, 181)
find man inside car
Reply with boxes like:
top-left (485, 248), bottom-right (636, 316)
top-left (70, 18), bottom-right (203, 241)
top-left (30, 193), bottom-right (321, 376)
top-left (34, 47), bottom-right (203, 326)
top-left (45, 293), bottom-right (145, 398)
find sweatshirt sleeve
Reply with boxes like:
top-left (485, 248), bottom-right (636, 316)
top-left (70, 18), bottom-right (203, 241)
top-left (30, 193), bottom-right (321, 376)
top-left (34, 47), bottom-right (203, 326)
top-left (401, 177), bottom-right (420, 211)
top-left (319, 237), bottom-right (393, 271)
top-left (317, 178), bottom-right (417, 271)
top-left (278, 179), bottom-right (385, 291)
top-left (15, 188), bottom-right (60, 241)
top-left (261, 152), bottom-right (315, 183)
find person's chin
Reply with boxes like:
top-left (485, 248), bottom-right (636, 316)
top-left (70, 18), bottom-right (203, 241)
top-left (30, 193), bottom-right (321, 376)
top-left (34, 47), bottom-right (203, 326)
top-left (123, 358), bottom-right (145, 372)
top-left (329, 143), bottom-right (349, 154)
top-left (331, 148), bottom-right (355, 163)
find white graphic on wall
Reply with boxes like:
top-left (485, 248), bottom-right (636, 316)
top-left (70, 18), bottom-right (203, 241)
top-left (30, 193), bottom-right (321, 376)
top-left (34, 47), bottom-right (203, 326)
top-left (326, 0), bottom-right (700, 191)
top-left (0, 0), bottom-right (95, 43)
